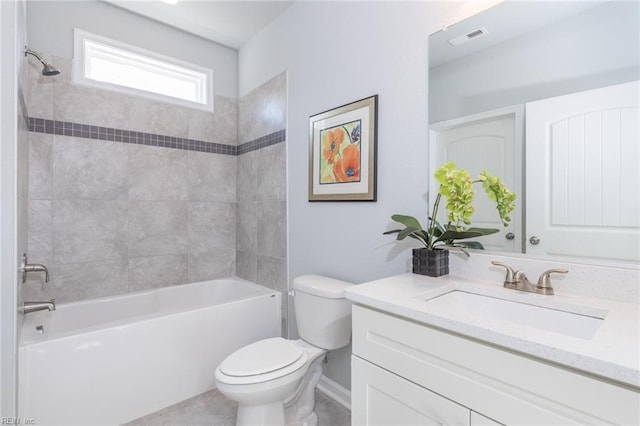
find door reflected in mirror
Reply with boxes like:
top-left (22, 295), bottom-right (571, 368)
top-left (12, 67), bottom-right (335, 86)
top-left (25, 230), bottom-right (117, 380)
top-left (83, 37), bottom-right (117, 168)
top-left (428, 1), bottom-right (639, 263)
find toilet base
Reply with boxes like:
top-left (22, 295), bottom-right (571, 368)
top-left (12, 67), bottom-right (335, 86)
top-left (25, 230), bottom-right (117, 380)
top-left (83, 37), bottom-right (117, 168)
top-left (284, 349), bottom-right (324, 426)
top-left (237, 401), bottom-right (285, 426)
top-left (288, 411), bottom-right (317, 426)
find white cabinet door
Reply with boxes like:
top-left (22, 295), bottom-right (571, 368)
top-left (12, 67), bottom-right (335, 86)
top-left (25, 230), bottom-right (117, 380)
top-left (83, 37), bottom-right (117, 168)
top-left (526, 80), bottom-right (639, 261)
top-left (352, 356), bottom-right (470, 426)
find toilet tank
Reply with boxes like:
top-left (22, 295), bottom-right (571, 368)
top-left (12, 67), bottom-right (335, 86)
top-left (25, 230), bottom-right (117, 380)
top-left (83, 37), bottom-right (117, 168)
top-left (292, 275), bottom-right (354, 350)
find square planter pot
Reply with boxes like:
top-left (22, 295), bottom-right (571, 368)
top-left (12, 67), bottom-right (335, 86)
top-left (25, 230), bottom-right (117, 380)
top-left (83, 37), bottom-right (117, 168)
top-left (412, 248), bottom-right (449, 277)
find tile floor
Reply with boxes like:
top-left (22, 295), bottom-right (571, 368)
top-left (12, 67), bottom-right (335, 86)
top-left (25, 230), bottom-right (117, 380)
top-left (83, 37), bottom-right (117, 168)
top-left (125, 388), bottom-right (350, 426)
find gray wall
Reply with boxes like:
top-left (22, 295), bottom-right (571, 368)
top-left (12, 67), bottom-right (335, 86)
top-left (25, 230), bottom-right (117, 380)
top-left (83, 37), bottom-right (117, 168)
top-left (429, 1), bottom-right (640, 123)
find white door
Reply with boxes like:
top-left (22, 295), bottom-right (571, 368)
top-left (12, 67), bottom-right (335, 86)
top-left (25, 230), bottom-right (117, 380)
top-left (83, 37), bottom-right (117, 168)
top-left (526, 81), bottom-right (639, 262)
top-left (431, 107), bottom-right (523, 253)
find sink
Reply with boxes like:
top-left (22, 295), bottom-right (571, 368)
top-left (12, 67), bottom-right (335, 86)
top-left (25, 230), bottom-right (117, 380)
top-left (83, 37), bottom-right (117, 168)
top-left (424, 291), bottom-right (605, 339)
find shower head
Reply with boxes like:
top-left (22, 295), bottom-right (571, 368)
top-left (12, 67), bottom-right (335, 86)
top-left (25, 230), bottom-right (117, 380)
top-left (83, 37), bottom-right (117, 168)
top-left (24, 48), bottom-right (60, 76)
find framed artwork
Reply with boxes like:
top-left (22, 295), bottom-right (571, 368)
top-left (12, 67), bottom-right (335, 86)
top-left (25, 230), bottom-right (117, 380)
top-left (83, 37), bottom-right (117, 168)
top-left (308, 95), bottom-right (378, 201)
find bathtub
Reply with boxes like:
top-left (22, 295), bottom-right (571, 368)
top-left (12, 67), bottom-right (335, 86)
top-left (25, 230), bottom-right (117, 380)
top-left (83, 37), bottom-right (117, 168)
top-left (18, 277), bottom-right (281, 425)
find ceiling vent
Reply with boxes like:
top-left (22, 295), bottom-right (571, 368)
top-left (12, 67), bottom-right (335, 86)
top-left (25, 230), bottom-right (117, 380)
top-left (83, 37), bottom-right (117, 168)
top-left (448, 27), bottom-right (489, 47)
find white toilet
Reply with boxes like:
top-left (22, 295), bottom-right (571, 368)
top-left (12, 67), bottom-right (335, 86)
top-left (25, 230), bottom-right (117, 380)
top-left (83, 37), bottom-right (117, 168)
top-left (214, 275), bottom-right (353, 426)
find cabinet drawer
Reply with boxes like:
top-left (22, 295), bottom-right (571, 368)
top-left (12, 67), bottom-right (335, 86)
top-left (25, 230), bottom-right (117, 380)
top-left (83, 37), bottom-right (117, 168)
top-left (352, 356), bottom-right (470, 426)
top-left (352, 305), bottom-right (640, 425)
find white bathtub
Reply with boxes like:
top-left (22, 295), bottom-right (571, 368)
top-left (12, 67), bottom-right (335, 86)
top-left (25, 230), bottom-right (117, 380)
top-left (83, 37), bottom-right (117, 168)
top-left (18, 278), bottom-right (281, 425)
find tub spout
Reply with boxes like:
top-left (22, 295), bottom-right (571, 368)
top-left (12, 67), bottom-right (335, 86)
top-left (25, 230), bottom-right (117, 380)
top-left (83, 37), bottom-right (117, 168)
top-left (19, 299), bottom-right (56, 315)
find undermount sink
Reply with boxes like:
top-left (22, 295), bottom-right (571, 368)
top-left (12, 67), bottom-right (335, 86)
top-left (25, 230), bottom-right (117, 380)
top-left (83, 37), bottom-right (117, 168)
top-left (424, 291), bottom-right (606, 339)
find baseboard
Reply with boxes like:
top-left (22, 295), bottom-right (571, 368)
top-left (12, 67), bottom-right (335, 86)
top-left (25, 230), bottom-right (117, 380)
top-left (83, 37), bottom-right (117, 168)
top-left (317, 375), bottom-right (351, 411)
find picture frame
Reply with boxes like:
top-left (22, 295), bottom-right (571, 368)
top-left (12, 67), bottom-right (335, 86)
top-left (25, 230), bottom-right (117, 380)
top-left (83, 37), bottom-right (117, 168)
top-left (308, 95), bottom-right (378, 201)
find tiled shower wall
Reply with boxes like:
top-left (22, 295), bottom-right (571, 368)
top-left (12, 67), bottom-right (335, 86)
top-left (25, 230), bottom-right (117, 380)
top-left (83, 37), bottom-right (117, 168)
top-left (25, 57), bottom-right (286, 305)
top-left (236, 72), bottom-right (288, 333)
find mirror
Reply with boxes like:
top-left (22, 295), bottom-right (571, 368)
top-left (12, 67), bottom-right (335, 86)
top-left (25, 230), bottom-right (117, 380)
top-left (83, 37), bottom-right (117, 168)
top-left (428, 1), bottom-right (639, 263)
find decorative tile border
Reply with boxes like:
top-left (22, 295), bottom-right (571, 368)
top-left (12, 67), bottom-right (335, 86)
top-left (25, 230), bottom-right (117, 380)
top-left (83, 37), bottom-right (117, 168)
top-left (27, 117), bottom-right (286, 156)
top-left (238, 129), bottom-right (287, 155)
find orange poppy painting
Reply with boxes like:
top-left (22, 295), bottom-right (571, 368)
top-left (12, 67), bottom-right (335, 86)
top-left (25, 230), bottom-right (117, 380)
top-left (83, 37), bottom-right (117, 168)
top-left (319, 120), bottom-right (361, 184)
top-left (309, 95), bottom-right (377, 201)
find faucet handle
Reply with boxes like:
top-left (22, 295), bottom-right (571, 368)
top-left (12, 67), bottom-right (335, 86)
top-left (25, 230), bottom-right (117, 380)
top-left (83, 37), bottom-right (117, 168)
top-left (491, 261), bottom-right (518, 288)
top-left (536, 269), bottom-right (568, 295)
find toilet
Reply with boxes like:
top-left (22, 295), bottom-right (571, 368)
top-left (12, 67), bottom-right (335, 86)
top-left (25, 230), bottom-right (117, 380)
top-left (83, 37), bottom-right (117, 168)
top-left (214, 275), bottom-right (353, 426)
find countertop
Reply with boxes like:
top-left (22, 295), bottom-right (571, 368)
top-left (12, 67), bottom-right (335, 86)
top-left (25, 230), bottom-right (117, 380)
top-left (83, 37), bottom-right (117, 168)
top-left (345, 273), bottom-right (640, 388)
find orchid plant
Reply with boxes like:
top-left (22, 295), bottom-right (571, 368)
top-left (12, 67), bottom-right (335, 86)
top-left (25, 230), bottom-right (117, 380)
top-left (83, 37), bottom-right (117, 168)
top-left (384, 162), bottom-right (516, 255)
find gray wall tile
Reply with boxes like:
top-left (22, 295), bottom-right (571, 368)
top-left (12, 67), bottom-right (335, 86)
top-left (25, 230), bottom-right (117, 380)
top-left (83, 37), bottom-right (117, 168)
top-left (128, 255), bottom-right (188, 292)
top-left (256, 255), bottom-right (287, 293)
top-left (188, 202), bottom-right (236, 255)
top-left (238, 72), bottom-right (286, 144)
top-left (128, 200), bottom-right (188, 257)
top-left (25, 260), bottom-right (128, 304)
top-left (53, 200), bottom-right (128, 264)
top-left (129, 97), bottom-right (189, 138)
top-left (257, 142), bottom-right (286, 201)
top-left (237, 150), bottom-right (257, 202)
top-left (128, 145), bottom-right (188, 201)
top-left (54, 78), bottom-right (131, 129)
top-left (27, 200), bottom-right (52, 269)
top-left (211, 96), bottom-right (238, 146)
top-left (188, 95), bottom-right (237, 145)
top-left (237, 202), bottom-right (257, 253)
top-left (26, 59), bottom-right (54, 120)
top-left (236, 250), bottom-right (257, 283)
top-left (53, 136), bottom-right (128, 200)
top-left (257, 201), bottom-right (287, 258)
top-left (187, 151), bottom-right (236, 202)
top-left (28, 133), bottom-right (53, 200)
top-left (188, 248), bottom-right (236, 282)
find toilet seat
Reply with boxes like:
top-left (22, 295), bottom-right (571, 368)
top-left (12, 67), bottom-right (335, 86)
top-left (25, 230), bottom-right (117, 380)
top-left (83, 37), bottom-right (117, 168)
top-left (216, 338), bottom-right (309, 385)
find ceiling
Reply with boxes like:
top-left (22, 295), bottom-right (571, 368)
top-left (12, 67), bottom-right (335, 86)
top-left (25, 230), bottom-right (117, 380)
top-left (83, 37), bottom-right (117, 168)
top-left (104, 0), bottom-right (294, 49)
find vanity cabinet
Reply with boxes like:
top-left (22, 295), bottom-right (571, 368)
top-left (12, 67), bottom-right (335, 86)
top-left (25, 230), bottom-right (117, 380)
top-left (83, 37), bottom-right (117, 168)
top-left (351, 305), bottom-right (639, 425)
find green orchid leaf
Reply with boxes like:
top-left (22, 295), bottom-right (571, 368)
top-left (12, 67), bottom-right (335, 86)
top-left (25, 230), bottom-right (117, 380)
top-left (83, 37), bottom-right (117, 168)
top-left (465, 227), bottom-right (500, 236)
top-left (382, 229), bottom-right (402, 235)
top-left (398, 226), bottom-right (422, 241)
top-left (408, 233), bottom-right (429, 247)
top-left (455, 241), bottom-right (485, 250)
top-left (435, 230), bottom-right (484, 242)
top-left (439, 244), bottom-right (471, 257)
top-left (390, 214), bottom-right (425, 231)
top-left (418, 230), bottom-right (431, 242)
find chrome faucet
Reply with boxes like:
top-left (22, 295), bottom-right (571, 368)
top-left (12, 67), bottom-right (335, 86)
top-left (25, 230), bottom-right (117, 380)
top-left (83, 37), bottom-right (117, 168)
top-left (492, 261), bottom-right (568, 295)
top-left (19, 253), bottom-right (49, 283)
top-left (19, 299), bottom-right (56, 314)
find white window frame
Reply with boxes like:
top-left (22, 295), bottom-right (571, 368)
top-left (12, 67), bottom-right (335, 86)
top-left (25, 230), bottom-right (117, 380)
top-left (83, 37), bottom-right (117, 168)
top-left (72, 29), bottom-right (214, 112)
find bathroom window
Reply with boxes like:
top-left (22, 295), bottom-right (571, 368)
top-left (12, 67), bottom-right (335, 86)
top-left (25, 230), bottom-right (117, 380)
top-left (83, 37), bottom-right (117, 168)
top-left (73, 29), bottom-right (214, 112)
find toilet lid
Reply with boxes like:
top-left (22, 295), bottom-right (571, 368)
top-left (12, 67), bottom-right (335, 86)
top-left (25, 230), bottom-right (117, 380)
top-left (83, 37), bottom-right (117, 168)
top-left (219, 337), bottom-right (304, 377)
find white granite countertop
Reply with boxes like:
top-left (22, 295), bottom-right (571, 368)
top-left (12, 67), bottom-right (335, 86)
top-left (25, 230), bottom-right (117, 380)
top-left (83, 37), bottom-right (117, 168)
top-left (345, 273), bottom-right (640, 388)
